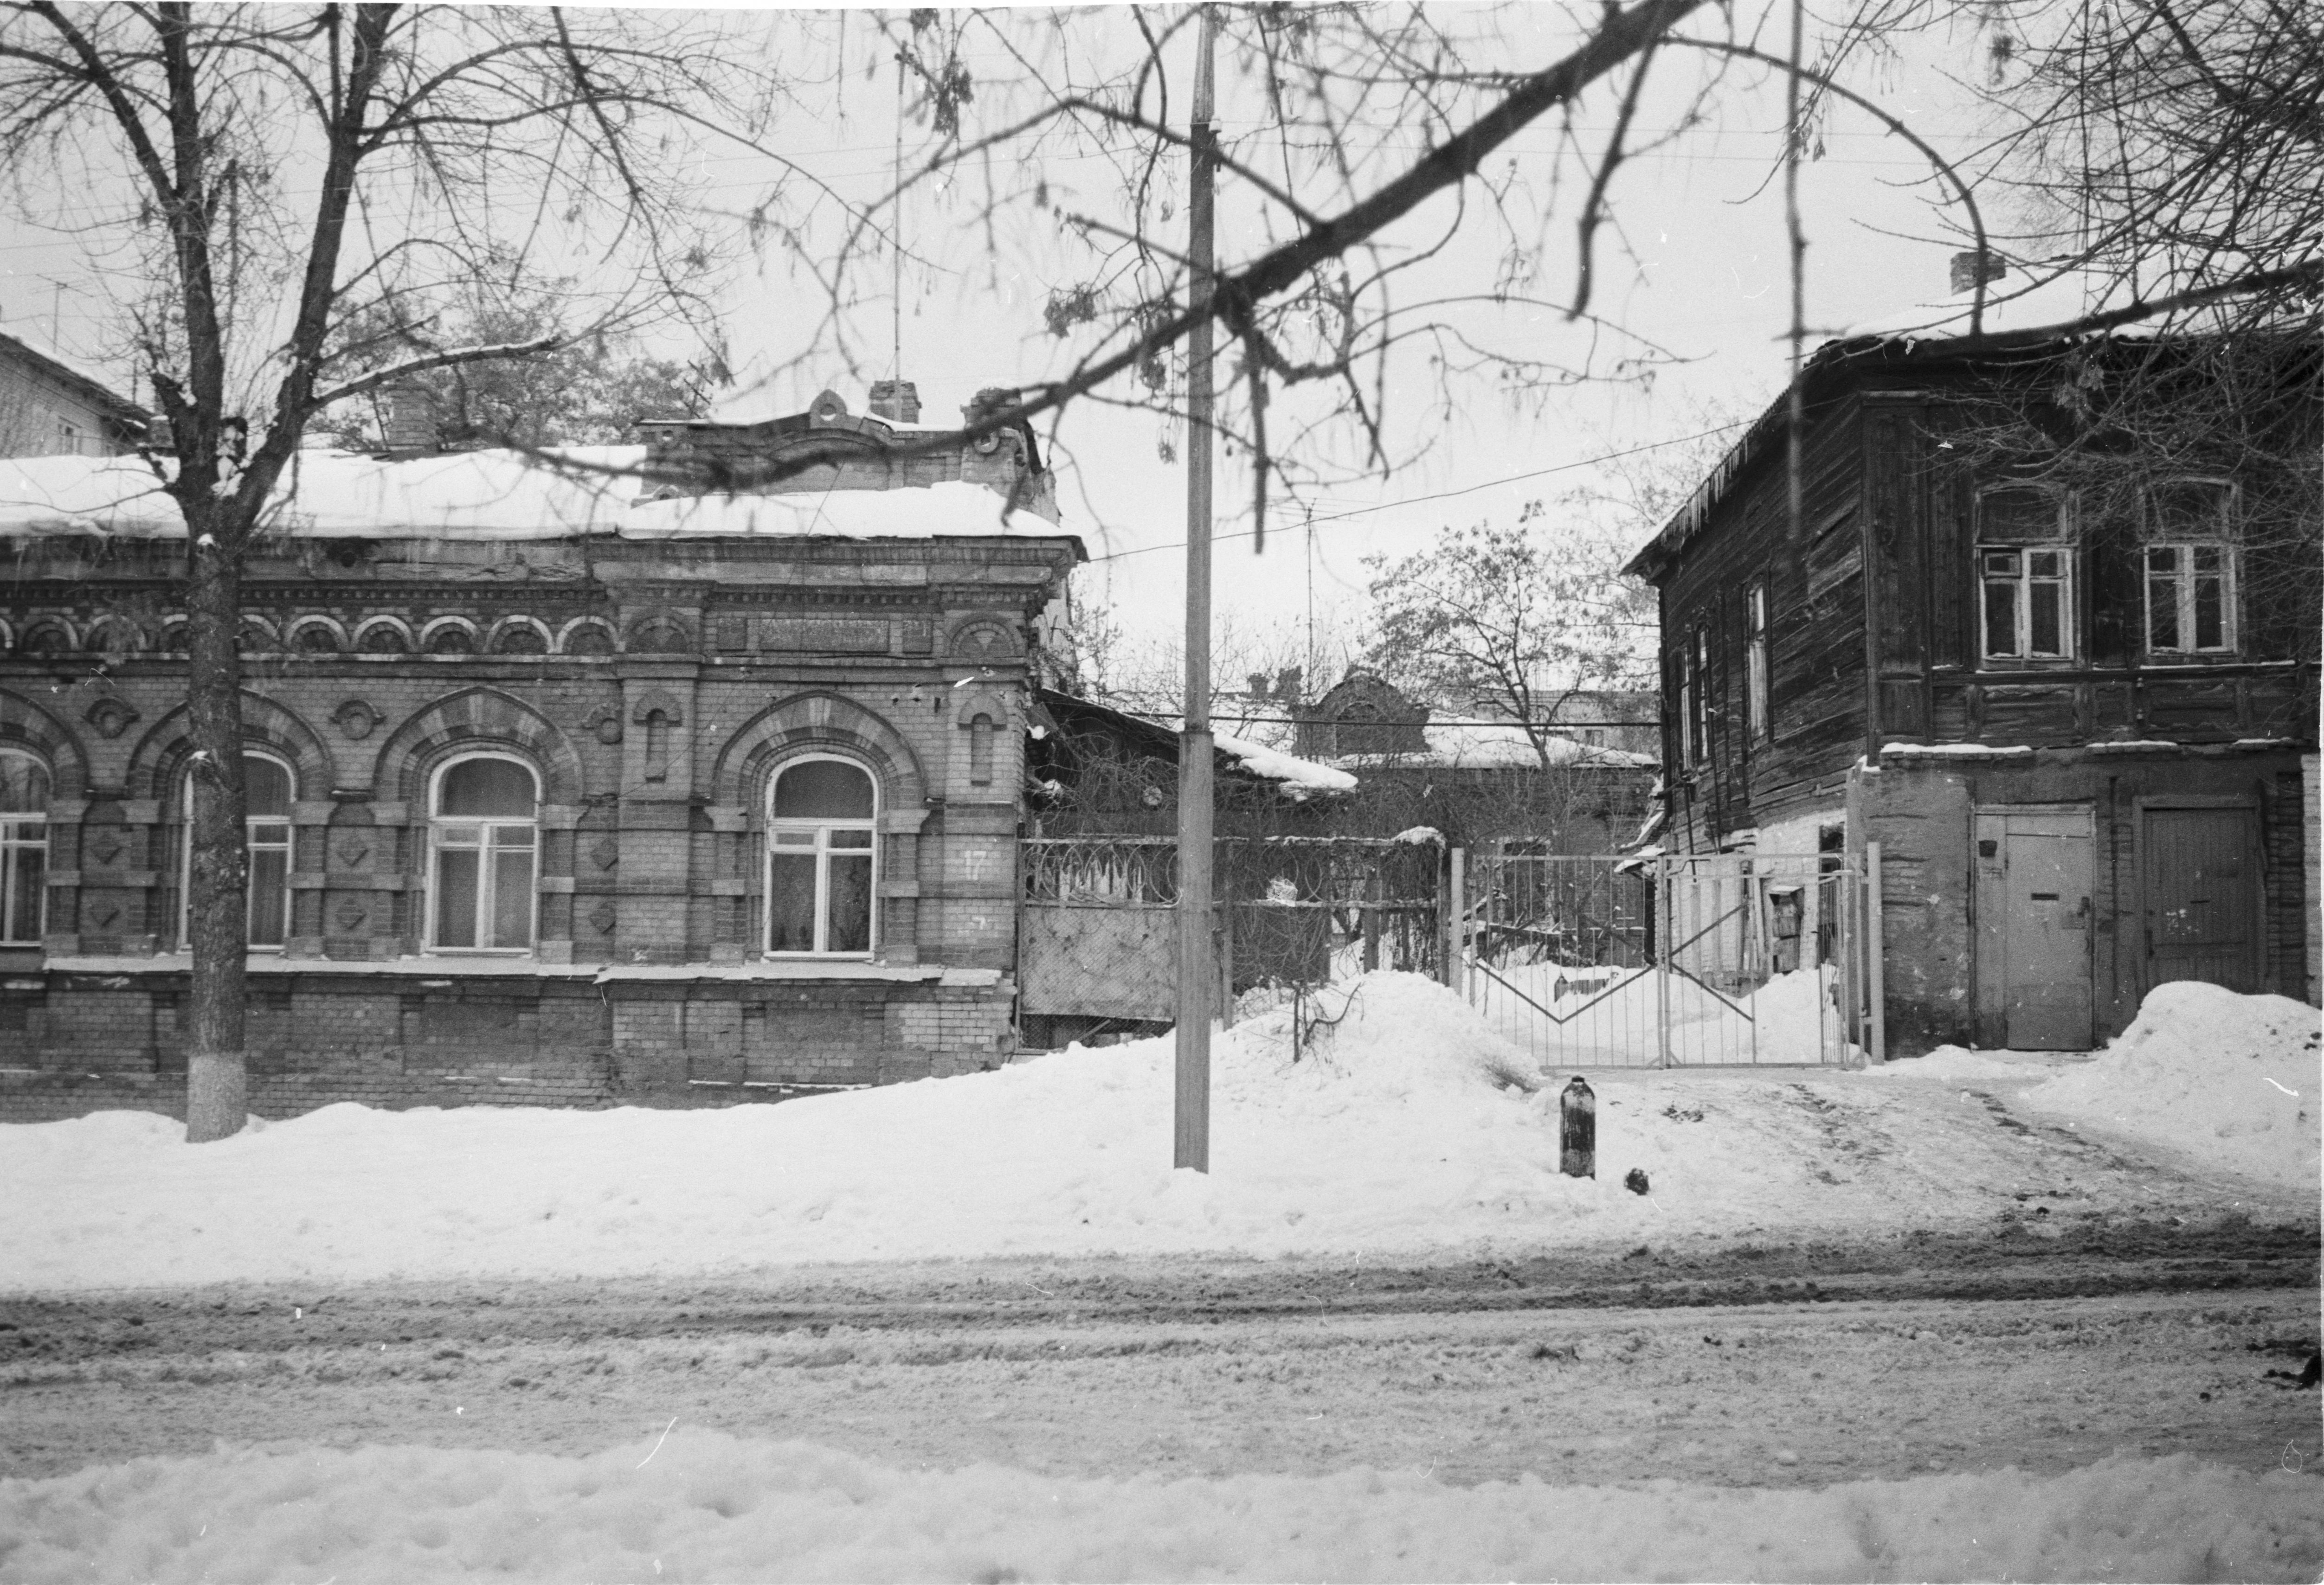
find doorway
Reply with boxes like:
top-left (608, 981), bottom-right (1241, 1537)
top-left (1974, 807), bottom-right (2096, 1050)
top-left (2141, 802), bottom-right (2262, 995)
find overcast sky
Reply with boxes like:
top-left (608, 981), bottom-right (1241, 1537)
top-left (0, 2), bottom-right (2013, 656)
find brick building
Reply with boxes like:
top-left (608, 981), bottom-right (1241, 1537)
top-left (0, 383), bottom-right (1081, 1119)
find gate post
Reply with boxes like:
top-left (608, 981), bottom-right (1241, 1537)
top-left (1447, 847), bottom-right (1467, 996)
top-left (1217, 898), bottom-right (1235, 1029)
top-left (1865, 841), bottom-right (1885, 1067)
top-left (1656, 851), bottom-right (1674, 1068)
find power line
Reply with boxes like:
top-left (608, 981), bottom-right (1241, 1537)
top-left (1082, 420), bottom-right (1748, 563)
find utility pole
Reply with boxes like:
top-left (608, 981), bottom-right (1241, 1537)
top-left (1175, 6), bottom-right (1218, 1174)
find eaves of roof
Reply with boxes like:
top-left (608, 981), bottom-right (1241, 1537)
top-left (0, 330), bottom-right (150, 426)
top-left (1618, 327), bottom-right (2159, 585)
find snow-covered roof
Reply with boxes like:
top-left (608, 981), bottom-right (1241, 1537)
top-left (1328, 718), bottom-right (1656, 771)
top-left (1214, 730), bottom-right (1358, 795)
top-left (0, 445), bottom-right (1073, 542)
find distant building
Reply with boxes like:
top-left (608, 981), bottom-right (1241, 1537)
top-left (1289, 669), bottom-right (1659, 853)
top-left (0, 330), bottom-right (148, 457)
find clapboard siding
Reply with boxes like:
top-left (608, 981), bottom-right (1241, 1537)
top-left (1659, 396), bottom-right (1866, 848)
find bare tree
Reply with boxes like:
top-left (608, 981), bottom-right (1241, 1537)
top-left (0, 3), bottom-right (805, 1141)
top-left (1363, 509), bottom-right (1656, 769)
top-left (769, 1), bottom-right (1741, 534)
top-left (1970, 0), bottom-right (2322, 336)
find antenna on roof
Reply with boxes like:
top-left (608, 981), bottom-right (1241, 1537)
top-left (892, 45), bottom-right (906, 385)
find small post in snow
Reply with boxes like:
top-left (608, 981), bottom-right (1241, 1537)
top-left (1559, 1076), bottom-right (1596, 1178)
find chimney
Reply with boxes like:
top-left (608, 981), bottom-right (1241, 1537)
top-left (1950, 250), bottom-right (2006, 295)
top-left (867, 379), bottom-right (921, 424)
top-left (1277, 666), bottom-right (1303, 705)
top-left (1247, 672), bottom-right (1269, 698)
top-left (380, 384), bottom-right (439, 454)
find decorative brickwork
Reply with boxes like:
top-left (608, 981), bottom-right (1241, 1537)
top-left (0, 398), bottom-right (1081, 1121)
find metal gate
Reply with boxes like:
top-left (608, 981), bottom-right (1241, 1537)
top-left (1018, 834), bottom-right (1443, 1043)
top-left (1458, 848), bottom-right (1879, 1067)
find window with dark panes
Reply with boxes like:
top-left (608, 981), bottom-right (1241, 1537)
top-left (2143, 482), bottom-right (2236, 655)
top-left (0, 750), bottom-right (48, 945)
top-left (1976, 487), bottom-right (2075, 662)
top-left (429, 756), bottom-right (537, 950)
top-left (181, 753), bottom-right (295, 948)
top-left (767, 758), bottom-right (876, 956)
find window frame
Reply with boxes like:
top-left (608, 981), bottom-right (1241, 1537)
top-left (1745, 582), bottom-right (1770, 741)
top-left (1978, 544), bottom-right (2077, 664)
top-left (0, 748), bottom-right (50, 947)
top-left (178, 750), bottom-right (297, 951)
top-left (2141, 480), bottom-right (2239, 658)
top-left (425, 751), bottom-right (541, 955)
top-left (764, 754), bottom-right (879, 959)
top-left (1674, 630), bottom-right (1695, 766)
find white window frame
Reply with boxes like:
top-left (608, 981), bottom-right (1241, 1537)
top-left (426, 752), bottom-right (540, 954)
top-left (1975, 486), bottom-right (2077, 666)
top-left (2142, 480), bottom-right (2238, 657)
top-left (0, 748), bottom-right (48, 946)
top-left (179, 750), bottom-right (297, 951)
top-left (1979, 545), bottom-right (2076, 662)
top-left (765, 754), bottom-right (878, 958)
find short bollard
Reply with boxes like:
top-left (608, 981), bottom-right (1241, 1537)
top-left (1559, 1075), bottom-right (1595, 1179)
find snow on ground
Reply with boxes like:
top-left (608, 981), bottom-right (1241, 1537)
top-left (2, 1430), bottom-right (2317, 1584)
top-left (4, 973), bottom-right (2312, 1296)
top-left (2023, 982), bottom-right (2322, 1191)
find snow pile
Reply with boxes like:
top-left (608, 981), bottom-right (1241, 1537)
top-left (4, 971), bottom-right (2308, 1295)
top-left (2022, 982), bottom-right (2322, 1191)
top-left (3, 1431), bottom-right (2318, 1584)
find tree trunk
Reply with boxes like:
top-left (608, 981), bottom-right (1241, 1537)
top-left (182, 518), bottom-right (250, 1142)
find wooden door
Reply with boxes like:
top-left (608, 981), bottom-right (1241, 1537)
top-left (2143, 805), bottom-right (2262, 993)
top-left (1975, 808), bottom-right (2095, 1050)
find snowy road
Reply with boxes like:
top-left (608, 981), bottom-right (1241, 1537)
top-left (6, 1218), bottom-right (2315, 1492)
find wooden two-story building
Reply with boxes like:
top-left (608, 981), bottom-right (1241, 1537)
top-left (1625, 326), bottom-right (2318, 1054)
top-left (0, 383), bottom-right (1082, 1119)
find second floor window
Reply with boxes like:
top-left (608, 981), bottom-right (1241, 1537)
top-left (1981, 547), bottom-right (2073, 661)
top-left (1745, 583), bottom-right (1770, 739)
top-left (2145, 544), bottom-right (2235, 654)
top-left (430, 756), bottom-right (537, 951)
top-left (768, 757), bottom-right (876, 956)
top-left (2144, 482), bottom-right (2236, 656)
top-left (0, 750), bottom-right (48, 946)
top-left (181, 752), bottom-right (295, 949)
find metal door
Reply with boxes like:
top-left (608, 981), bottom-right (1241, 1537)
top-left (1976, 809), bottom-right (2094, 1050)
top-left (2144, 805), bottom-right (2262, 993)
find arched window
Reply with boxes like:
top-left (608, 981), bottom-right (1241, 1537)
top-left (180, 752), bottom-right (295, 949)
top-left (767, 757), bottom-right (875, 956)
top-left (0, 750), bottom-right (49, 945)
top-left (430, 756), bottom-right (538, 950)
